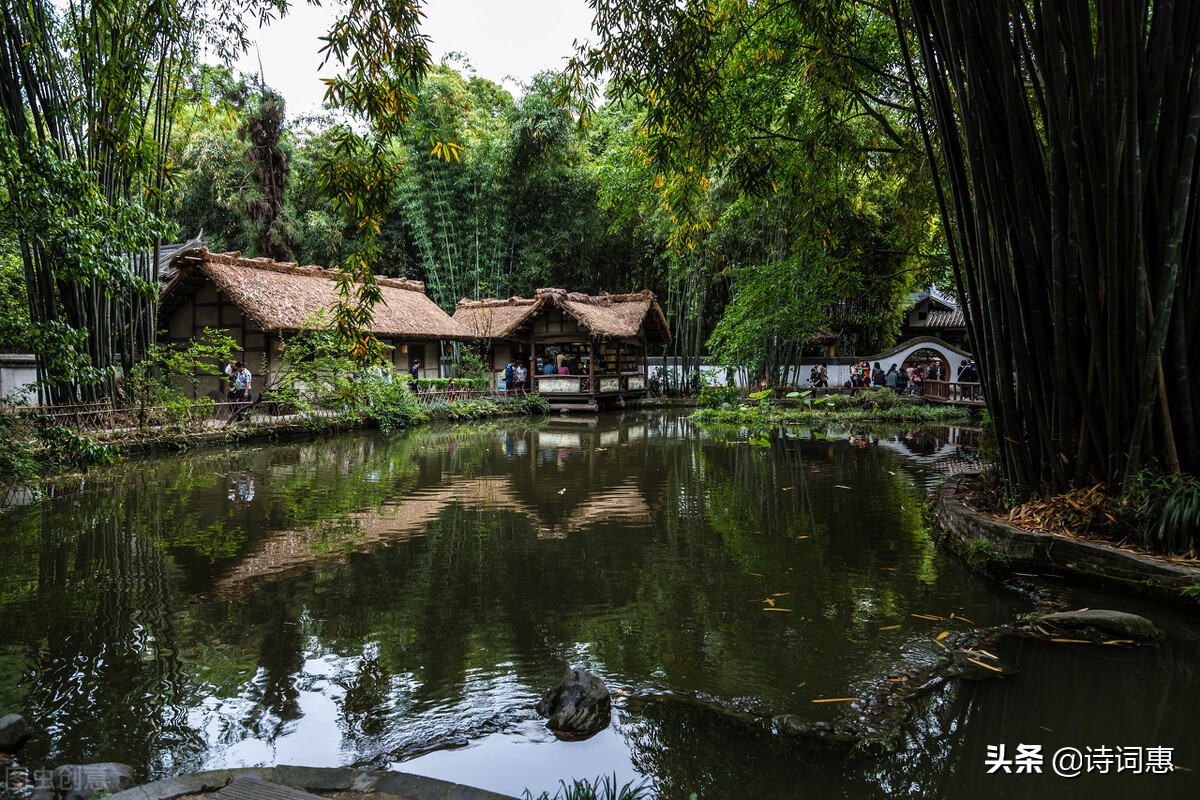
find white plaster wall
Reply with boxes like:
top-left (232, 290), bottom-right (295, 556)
top-left (0, 354), bottom-right (38, 404)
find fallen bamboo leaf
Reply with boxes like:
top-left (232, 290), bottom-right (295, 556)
top-left (1102, 639), bottom-right (1134, 646)
top-left (762, 607), bottom-right (793, 612)
top-left (936, 631), bottom-right (950, 641)
top-left (885, 677), bottom-right (908, 683)
top-left (797, 535), bottom-right (810, 539)
top-left (1049, 638), bottom-right (1091, 644)
top-left (748, 572), bottom-right (764, 577)
top-left (782, 487), bottom-right (794, 491)
top-left (953, 614), bottom-right (975, 624)
top-left (834, 484), bottom-right (852, 489)
top-left (772, 592), bottom-right (791, 597)
top-left (763, 597), bottom-right (776, 607)
top-left (911, 613), bottom-right (944, 621)
top-left (812, 697), bottom-right (858, 703)
top-left (879, 624), bottom-right (901, 630)
top-left (966, 657), bottom-right (1004, 673)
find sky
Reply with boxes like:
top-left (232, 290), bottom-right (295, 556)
top-left (231, 0), bottom-right (598, 119)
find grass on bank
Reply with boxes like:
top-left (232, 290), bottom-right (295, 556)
top-left (690, 387), bottom-right (971, 426)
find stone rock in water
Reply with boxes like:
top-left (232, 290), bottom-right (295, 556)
top-left (1033, 609), bottom-right (1162, 642)
top-left (0, 713), bottom-right (30, 753)
top-left (31, 763), bottom-right (135, 800)
top-left (536, 669), bottom-right (612, 740)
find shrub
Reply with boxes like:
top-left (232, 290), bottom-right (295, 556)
top-left (1135, 472), bottom-right (1200, 554)
top-left (0, 409), bottom-right (117, 483)
top-left (365, 378), bottom-right (428, 433)
top-left (414, 377), bottom-right (490, 393)
top-left (697, 384), bottom-right (741, 408)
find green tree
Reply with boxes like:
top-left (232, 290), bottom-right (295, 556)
top-left (565, 1), bottom-right (945, 375)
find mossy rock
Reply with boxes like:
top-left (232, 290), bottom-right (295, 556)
top-left (1029, 609), bottom-right (1162, 642)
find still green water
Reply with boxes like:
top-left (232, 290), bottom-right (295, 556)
top-left (0, 413), bottom-right (1197, 799)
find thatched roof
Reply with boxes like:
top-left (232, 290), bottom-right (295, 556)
top-left (454, 287), bottom-right (671, 343)
top-left (452, 296), bottom-right (541, 340)
top-left (160, 248), bottom-right (471, 340)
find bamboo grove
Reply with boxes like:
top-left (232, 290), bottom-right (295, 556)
top-left (0, 0), bottom-right (190, 403)
top-left (903, 0), bottom-right (1200, 493)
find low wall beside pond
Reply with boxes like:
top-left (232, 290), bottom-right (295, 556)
top-left (934, 472), bottom-right (1200, 607)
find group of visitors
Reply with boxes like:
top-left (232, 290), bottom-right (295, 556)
top-left (807, 356), bottom-right (980, 397)
top-left (223, 360), bottom-right (253, 402)
top-left (542, 351), bottom-right (585, 376)
top-left (808, 364), bottom-right (830, 387)
top-left (503, 360), bottom-right (530, 393)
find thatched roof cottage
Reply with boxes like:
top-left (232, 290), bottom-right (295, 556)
top-left (454, 287), bottom-right (671, 408)
top-left (159, 248), bottom-right (470, 398)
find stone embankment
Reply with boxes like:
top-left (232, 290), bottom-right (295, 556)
top-left (933, 472), bottom-right (1200, 607)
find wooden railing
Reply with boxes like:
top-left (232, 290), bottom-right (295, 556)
top-left (9, 400), bottom-right (240, 432)
top-left (921, 380), bottom-right (985, 405)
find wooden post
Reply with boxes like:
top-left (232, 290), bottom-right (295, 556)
top-left (589, 338), bottom-right (596, 394)
top-left (529, 327), bottom-right (537, 394)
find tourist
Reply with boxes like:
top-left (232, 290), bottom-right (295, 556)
top-left (410, 359), bottom-right (421, 383)
top-left (871, 361), bottom-right (885, 387)
top-left (930, 358), bottom-right (945, 381)
top-left (896, 365), bottom-right (909, 395)
top-left (515, 362), bottom-right (528, 394)
top-left (224, 360), bottom-right (238, 401)
top-left (962, 359), bottom-right (979, 398)
top-left (503, 360), bottom-right (515, 392)
top-left (232, 361), bottom-right (252, 402)
top-left (543, 360), bottom-right (556, 376)
top-left (818, 364), bottom-right (829, 388)
top-left (885, 363), bottom-right (899, 391)
top-left (447, 378), bottom-right (457, 401)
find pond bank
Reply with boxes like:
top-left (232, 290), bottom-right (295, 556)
top-left (933, 472), bottom-right (1200, 608)
top-left (0, 395), bottom-right (550, 497)
top-left (105, 766), bottom-right (513, 800)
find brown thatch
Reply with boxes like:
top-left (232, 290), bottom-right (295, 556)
top-left (454, 287), bottom-right (671, 343)
top-left (160, 247), bottom-right (471, 340)
top-left (452, 296), bottom-right (540, 339)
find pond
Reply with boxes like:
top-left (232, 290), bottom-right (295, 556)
top-left (1, 413), bottom-right (1197, 799)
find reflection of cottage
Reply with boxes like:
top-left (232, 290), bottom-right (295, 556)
top-left (159, 248), bottom-right (470, 399)
top-left (901, 288), bottom-right (968, 348)
top-left (453, 287), bottom-right (671, 409)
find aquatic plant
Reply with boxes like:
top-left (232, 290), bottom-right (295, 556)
top-left (523, 774), bottom-right (652, 800)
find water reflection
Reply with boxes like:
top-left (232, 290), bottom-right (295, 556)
top-left (0, 414), bottom-right (1196, 799)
